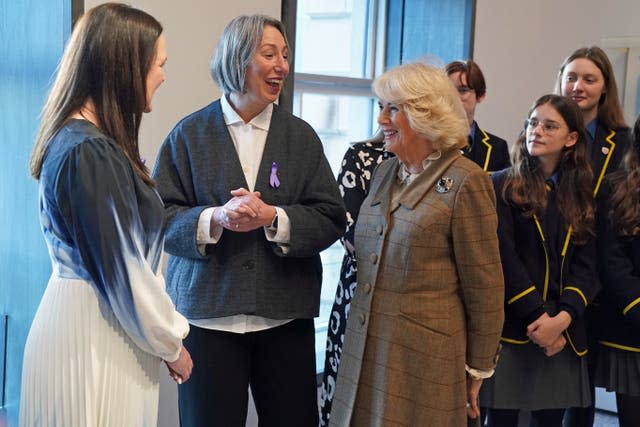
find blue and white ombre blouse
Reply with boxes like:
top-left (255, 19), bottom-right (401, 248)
top-left (38, 119), bottom-right (188, 361)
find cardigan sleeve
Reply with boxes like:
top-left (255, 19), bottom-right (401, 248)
top-left (597, 180), bottom-right (640, 329)
top-left (452, 167), bottom-right (504, 370)
top-left (153, 122), bottom-right (212, 260)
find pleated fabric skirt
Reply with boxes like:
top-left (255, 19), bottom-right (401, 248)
top-left (480, 342), bottom-right (591, 410)
top-left (595, 345), bottom-right (640, 396)
top-left (20, 276), bottom-right (162, 427)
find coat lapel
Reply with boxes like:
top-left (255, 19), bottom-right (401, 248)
top-left (395, 149), bottom-right (462, 210)
top-left (368, 158), bottom-right (399, 222)
top-left (368, 149), bottom-right (462, 217)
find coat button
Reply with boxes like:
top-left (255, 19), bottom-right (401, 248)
top-left (376, 224), bottom-right (383, 235)
top-left (359, 313), bottom-right (366, 326)
top-left (242, 260), bottom-right (255, 270)
top-left (363, 283), bottom-right (372, 294)
top-left (369, 253), bottom-right (378, 264)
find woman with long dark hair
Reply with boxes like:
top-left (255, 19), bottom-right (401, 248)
top-left (21, 4), bottom-right (191, 426)
top-left (481, 94), bottom-right (598, 426)
top-left (555, 46), bottom-right (629, 195)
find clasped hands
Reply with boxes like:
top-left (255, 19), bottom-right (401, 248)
top-left (165, 346), bottom-right (193, 385)
top-left (212, 188), bottom-right (277, 233)
top-left (526, 311), bottom-right (572, 357)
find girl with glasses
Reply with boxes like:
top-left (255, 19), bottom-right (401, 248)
top-left (480, 94), bottom-right (597, 427)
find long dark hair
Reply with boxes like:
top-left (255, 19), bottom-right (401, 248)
top-left (29, 3), bottom-right (162, 185)
top-left (503, 94), bottom-right (595, 243)
top-left (555, 46), bottom-right (627, 130)
top-left (609, 115), bottom-right (640, 236)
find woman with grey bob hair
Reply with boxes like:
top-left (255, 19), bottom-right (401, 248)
top-left (329, 62), bottom-right (504, 426)
top-left (211, 14), bottom-right (288, 95)
top-left (153, 13), bottom-right (345, 427)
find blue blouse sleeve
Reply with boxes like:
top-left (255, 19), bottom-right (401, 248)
top-left (56, 137), bottom-right (188, 361)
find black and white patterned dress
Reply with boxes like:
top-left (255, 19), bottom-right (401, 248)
top-left (319, 137), bottom-right (391, 425)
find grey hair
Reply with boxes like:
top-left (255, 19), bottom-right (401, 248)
top-left (210, 14), bottom-right (289, 95)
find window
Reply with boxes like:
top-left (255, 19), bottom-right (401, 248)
top-left (287, 0), bottom-right (475, 372)
top-left (292, 0), bottom-right (382, 372)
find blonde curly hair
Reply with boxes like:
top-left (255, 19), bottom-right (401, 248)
top-left (373, 62), bottom-right (469, 152)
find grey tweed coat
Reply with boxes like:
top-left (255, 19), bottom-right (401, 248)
top-left (330, 149), bottom-right (504, 427)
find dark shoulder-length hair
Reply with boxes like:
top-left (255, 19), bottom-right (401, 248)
top-left (554, 46), bottom-right (627, 130)
top-left (444, 59), bottom-right (487, 98)
top-left (609, 115), bottom-right (640, 236)
top-left (503, 94), bottom-right (595, 243)
top-left (210, 14), bottom-right (288, 95)
top-left (29, 2), bottom-right (162, 185)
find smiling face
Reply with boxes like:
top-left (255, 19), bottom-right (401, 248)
top-left (233, 25), bottom-right (289, 120)
top-left (144, 34), bottom-right (167, 113)
top-left (560, 58), bottom-right (605, 124)
top-left (377, 100), bottom-right (433, 169)
top-left (526, 102), bottom-right (578, 174)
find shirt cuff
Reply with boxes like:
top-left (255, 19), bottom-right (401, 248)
top-left (265, 207), bottom-right (290, 254)
top-left (264, 207), bottom-right (290, 242)
top-left (465, 364), bottom-right (495, 380)
top-left (197, 207), bottom-right (222, 254)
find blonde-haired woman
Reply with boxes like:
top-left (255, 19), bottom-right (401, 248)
top-left (329, 62), bottom-right (504, 426)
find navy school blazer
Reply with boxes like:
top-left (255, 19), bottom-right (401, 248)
top-left (492, 169), bottom-right (598, 355)
top-left (464, 123), bottom-right (511, 173)
top-left (591, 124), bottom-right (629, 196)
top-left (595, 179), bottom-right (640, 351)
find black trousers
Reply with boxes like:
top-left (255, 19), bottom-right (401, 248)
top-left (487, 408), bottom-right (565, 427)
top-left (178, 319), bottom-right (319, 427)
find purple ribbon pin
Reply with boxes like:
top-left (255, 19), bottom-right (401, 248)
top-left (269, 162), bottom-right (280, 188)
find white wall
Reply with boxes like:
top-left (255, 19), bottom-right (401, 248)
top-left (84, 0), bottom-right (280, 166)
top-left (473, 0), bottom-right (640, 145)
top-left (82, 2), bottom-right (280, 426)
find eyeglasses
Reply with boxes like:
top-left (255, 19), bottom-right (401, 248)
top-left (525, 118), bottom-right (563, 134)
top-left (456, 86), bottom-right (475, 96)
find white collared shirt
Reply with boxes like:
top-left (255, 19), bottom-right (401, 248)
top-left (191, 95), bottom-right (291, 333)
top-left (397, 150), bottom-right (443, 186)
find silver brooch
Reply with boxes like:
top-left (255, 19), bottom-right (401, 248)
top-left (435, 177), bottom-right (454, 193)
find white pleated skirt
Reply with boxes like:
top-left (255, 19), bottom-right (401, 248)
top-left (20, 276), bottom-right (162, 427)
